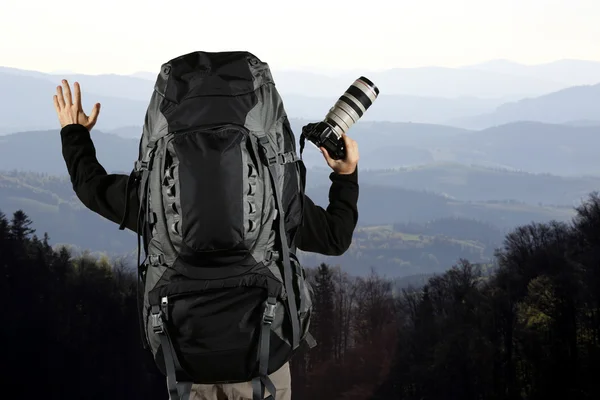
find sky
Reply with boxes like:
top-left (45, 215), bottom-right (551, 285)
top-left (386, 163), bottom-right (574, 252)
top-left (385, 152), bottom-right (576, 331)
top-left (1, 0), bottom-right (599, 75)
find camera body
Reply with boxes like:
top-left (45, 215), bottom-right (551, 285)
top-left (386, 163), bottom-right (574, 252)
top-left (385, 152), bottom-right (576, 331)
top-left (301, 121), bottom-right (347, 160)
top-left (300, 76), bottom-right (379, 160)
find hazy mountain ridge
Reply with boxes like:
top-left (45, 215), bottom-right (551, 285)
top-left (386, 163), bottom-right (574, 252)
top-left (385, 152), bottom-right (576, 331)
top-left (0, 72), bottom-right (149, 134)
top-left (0, 128), bottom-right (137, 175)
top-left (2, 119), bottom-right (600, 178)
top-left (2, 60), bottom-right (600, 133)
top-left (455, 83), bottom-right (600, 129)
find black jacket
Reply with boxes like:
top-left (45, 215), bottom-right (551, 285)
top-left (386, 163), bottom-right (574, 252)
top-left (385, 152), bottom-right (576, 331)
top-left (60, 124), bottom-right (359, 256)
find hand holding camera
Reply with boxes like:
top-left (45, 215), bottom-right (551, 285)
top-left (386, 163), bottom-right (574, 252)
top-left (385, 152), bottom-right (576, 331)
top-left (300, 76), bottom-right (378, 174)
top-left (321, 133), bottom-right (359, 175)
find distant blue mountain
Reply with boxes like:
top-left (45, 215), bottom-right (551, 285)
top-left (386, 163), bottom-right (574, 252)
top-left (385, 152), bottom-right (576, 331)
top-left (454, 83), bottom-right (600, 129)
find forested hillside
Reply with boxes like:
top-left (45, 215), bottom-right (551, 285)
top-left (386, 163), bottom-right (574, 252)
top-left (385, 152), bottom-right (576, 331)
top-left (3, 191), bottom-right (600, 399)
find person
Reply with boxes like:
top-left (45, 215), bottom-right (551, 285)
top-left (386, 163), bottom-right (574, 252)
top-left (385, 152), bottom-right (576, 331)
top-left (52, 79), bottom-right (360, 399)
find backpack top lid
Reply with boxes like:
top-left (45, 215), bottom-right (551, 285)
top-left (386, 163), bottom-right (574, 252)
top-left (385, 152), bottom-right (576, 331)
top-left (154, 51), bottom-right (274, 103)
top-left (137, 50), bottom-right (279, 155)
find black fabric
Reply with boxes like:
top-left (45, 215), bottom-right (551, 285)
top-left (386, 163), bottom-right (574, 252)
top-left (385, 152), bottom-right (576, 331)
top-left (162, 51), bottom-right (257, 103)
top-left (162, 92), bottom-right (258, 134)
top-left (154, 303), bottom-right (190, 400)
top-left (59, 123), bottom-right (359, 257)
top-left (158, 51), bottom-right (259, 133)
top-left (147, 267), bottom-right (282, 304)
top-left (148, 275), bottom-right (284, 384)
top-left (281, 117), bottom-right (304, 249)
top-left (171, 126), bottom-right (245, 253)
top-left (118, 170), bottom-right (136, 229)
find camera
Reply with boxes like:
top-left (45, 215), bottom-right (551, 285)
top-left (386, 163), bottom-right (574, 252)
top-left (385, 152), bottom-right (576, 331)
top-left (300, 76), bottom-right (379, 160)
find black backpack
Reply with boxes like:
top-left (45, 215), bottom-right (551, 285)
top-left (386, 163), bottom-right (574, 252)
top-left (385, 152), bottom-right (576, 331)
top-left (120, 51), bottom-right (315, 400)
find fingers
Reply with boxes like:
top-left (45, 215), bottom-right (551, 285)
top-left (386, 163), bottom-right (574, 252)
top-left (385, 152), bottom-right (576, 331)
top-left (320, 147), bottom-right (333, 162)
top-left (342, 134), bottom-right (359, 160)
top-left (62, 80), bottom-right (73, 106)
top-left (56, 85), bottom-right (65, 108)
top-left (74, 82), bottom-right (83, 109)
top-left (89, 103), bottom-right (101, 124)
top-left (342, 133), bottom-right (355, 149)
top-left (53, 95), bottom-right (60, 113)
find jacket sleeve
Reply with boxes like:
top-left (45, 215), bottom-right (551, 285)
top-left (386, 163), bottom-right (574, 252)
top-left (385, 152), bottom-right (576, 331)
top-left (295, 168), bottom-right (359, 256)
top-left (60, 123), bottom-right (140, 233)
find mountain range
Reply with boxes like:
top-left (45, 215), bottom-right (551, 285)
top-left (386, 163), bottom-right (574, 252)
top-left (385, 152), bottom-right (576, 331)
top-left (3, 58), bottom-right (600, 277)
top-left (2, 120), bottom-right (600, 208)
top-left (2, 119), bottom-right (599, 178)
top-left (453, 83), bottom-right (600, 129)
top-left (2, 59), bottom-right (600, 134)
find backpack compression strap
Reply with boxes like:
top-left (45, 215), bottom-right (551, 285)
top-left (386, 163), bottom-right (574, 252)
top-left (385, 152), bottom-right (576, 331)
top-left (152, 299), bottom-right (190, 400)
top-left (252, 134), bottom-right (301, 400)
top-left (118, 143), bottom-right (157, 351)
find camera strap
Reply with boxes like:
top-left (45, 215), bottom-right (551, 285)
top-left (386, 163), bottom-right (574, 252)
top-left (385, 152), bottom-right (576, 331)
top-left (299, 133), bottom-right (306, 160)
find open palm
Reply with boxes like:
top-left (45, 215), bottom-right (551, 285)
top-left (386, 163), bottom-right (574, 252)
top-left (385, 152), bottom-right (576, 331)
top-left (53, 79), bottom-right (101, 130)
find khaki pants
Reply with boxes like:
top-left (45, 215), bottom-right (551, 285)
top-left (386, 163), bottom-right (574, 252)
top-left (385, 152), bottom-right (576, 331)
top-left (178, 362), bottom-right (291, 400)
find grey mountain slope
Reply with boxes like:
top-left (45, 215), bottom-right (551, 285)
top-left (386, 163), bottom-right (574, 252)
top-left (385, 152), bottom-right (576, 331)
top-left (4, 120), bottom-right (600, 177)
top-left (0, 72), bottom-right (149, 134)
top-left (454, 83), bottom-right (600, 129)
top-left (0, 128), bottom-right (137, 175)
top-left (1, 64), bottom-right (597, 133)
top-left (3, 64), bottom-right (600, 142)
top-left (3, 121), bottom-right (600, 205)
top-left (0, 69), bottom-right (502, 131)
top-left (441, 122), bottom-right (600, 175)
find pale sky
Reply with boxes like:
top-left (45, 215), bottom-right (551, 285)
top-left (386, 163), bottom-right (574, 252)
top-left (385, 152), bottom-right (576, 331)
top-left (1, 0), bottom-right (599, 75)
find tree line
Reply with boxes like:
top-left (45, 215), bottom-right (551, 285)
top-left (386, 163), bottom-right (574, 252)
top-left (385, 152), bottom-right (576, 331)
top-left (3, 192), bottom-right (600, 399)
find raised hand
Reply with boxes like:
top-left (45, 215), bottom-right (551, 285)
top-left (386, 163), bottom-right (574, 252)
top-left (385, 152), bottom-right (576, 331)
top-left (53, 79), bottom-right (101, 130)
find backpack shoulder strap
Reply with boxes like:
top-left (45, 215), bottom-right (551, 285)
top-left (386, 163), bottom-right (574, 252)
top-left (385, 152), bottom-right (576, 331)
top-left (251, 131), bottom-right (300, 400)
top-left (255, 131), bottom-right (300, 348)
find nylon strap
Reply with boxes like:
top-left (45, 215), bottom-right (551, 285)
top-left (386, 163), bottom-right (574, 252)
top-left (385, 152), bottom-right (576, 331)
top-left (152, 302), bottom-right (189, 400)
top-left (133, 142), bottom-right (154, 350)
top-left (252, 297), bottom-right (278, 400)
top-left (257, 134), bottom-right (300, 350)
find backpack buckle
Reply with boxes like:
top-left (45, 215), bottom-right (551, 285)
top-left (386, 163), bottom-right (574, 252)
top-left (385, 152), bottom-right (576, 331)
top-left (134, 160), bottom-right (148, 171)
top-left (263, 299), bottom-right (277, 324)
top-left (266, 250), bottom-right (280, 261)
top-left (147, 254), bottom-right (164, 266)
top-left (151, 305), bottom-right (164, 333)
top-left (280, 152), bottom-right (298, 164)
top-left (257, 136), bottom-right (278, 165)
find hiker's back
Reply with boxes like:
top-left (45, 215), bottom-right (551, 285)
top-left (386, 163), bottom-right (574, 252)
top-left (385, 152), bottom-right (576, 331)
top-left (133, 51), bottom-right (314, 400)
